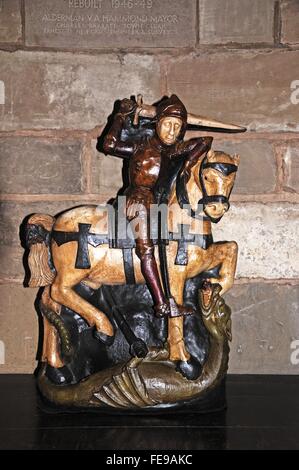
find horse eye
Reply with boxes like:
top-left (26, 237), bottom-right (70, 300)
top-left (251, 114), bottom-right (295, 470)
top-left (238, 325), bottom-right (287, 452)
top-left (204, 176), bottom-right (208, 181)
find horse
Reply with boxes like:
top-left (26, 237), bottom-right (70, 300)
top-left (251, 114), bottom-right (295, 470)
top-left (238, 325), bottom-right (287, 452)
top-left (26, 148), bottom-right (239, 380)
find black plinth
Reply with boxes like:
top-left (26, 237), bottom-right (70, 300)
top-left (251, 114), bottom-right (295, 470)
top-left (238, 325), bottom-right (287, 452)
top-left (0, 374), bottom-right (298, 450)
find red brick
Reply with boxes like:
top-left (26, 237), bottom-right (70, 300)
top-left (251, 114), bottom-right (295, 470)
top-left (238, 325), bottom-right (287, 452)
top-left (0, 51), bottom-right (161, 130)
top-left (226, 283), bottom-right (299, 374)
top-left (0, 0), bottom-right (22, 44)
top-left (212, 139), bottom-right (277, 194)
top-left (167, 50), bottom-right (299, 132)
top-left (0, 284), bottom-right (38, 373)
top-left (91, 144), bottom-right (123, 196)
top-left (0, 137), bottom-right (84, 194)
top-left (214, 202), bottom-right (299, 279)
top-left (282, 142), bottom-right (299, 193)
top-left (281, 0), bottom-right (299, 45)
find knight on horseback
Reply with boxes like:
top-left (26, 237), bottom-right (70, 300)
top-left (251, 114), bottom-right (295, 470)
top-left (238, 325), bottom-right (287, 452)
top-left (24, 92), bottom-right (245, 388)
top-left (103, 95), bottom-right (213, 318)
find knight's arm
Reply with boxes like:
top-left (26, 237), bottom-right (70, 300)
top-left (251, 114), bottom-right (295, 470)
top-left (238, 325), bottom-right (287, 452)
top-left (103, 99), bottom-right (137, 159)
top-left (180, 136), bottom-right (213, 171)
top-left (181, 136), bottom-right (213, 158)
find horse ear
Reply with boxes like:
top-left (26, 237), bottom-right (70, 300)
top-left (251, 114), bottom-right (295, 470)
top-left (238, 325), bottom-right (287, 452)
top-left (207, 149), bottom-right (214, 159)
top-left (233, 153), bottom-right (240, 166)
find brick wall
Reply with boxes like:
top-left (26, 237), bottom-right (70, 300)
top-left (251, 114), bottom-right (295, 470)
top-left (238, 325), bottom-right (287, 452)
top-left (0, 0), bottom-right (298, 374)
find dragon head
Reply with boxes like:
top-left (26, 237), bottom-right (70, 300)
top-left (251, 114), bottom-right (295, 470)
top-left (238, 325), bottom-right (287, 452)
top-left (199, 282), bottom-right (232, 343)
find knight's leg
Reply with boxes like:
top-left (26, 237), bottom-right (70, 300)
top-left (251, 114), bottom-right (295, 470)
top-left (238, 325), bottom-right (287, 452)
top-left (51, 274), bottom-right (114, 341)
top-left (136, 240), bottom-right (170, 317)
top-left (134, 210), bottom-right (170, 317)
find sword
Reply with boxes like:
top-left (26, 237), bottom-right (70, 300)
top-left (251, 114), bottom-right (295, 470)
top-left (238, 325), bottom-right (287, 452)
top-left (133, 94), bottom-right (246, 132)
top-left (101, 285), bottom-right (148, 358)
top-left (157, 212), bottom-right (182, 318)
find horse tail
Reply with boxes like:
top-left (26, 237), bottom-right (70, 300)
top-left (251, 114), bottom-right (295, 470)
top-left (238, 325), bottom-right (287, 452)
top-left (26, 213), bottom-right (56, 287)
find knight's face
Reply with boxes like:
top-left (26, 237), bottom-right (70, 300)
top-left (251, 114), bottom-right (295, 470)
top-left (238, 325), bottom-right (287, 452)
top-left (157, 117), bottom-right (182, 145)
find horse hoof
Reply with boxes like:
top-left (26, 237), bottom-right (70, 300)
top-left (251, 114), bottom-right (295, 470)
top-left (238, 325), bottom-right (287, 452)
top-left (168, 298), bottom-right (195, 317)
top-left (93, 329), bottom-right (114, 346)
top-left (177, 305), bottom-right (196, 317)
top-left (45, 364), bottom-right (74, 385)
top-left (175, 357), bottom-right (202, 381)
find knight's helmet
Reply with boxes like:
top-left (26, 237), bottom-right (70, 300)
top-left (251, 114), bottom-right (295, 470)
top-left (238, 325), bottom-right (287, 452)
top-left (156, 94), bottom-right (188, 141)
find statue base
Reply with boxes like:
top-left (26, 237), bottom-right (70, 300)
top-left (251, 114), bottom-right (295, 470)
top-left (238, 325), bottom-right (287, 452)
top-left (36, 276), bottom-right (230, 412)
top-left (37, 375), bottom-right (226, 415)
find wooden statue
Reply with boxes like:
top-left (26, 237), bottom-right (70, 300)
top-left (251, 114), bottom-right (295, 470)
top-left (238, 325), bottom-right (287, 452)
top-left (24, 94), bottom-right (245, 411)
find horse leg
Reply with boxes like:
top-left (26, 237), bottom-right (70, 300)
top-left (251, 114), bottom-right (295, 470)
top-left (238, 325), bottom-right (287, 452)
top-left (42, 285), bottom-right (61, 314)
top-left (40, 286), bottom-right (63, 368)
top-left (206, 241), bottom-right (238, 294)
top-left (167, 272), bottom-right (202, 380)
top-left (42, 318), bottom-right (63, 368)
top-left (51, 273), bottom-right (114, 341)
top-left (167, 275), bottom-right (190, 361)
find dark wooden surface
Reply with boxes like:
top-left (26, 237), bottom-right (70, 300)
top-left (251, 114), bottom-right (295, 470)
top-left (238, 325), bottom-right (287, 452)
top-left (0, 374), bottom-right (298, 450)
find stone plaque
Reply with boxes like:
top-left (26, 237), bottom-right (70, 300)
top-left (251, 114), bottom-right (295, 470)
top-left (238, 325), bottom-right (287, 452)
top-left (199, 0), bottom-right (275, 44)
top-left (25, 0), bottom-right (196, 48)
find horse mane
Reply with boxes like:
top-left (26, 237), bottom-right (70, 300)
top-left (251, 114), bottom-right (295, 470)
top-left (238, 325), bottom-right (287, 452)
top-left (175, 152), bottom-right (204, 209)
top-left (175, 150), bottom-right (238, 209)
top-left (206, 149), bottom-right (237, 164)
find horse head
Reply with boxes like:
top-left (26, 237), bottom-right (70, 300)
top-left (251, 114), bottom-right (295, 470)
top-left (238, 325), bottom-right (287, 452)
top-left (186, 149), bottom-right (240, 223)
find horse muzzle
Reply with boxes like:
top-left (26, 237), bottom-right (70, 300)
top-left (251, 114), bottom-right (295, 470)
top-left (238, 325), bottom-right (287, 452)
top-left (204, 202), bottom-right (228, 222)
top-left (199, 195), bottom-right (230, 223)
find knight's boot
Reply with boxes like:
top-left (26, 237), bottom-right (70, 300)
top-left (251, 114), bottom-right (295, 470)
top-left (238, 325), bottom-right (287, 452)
top-left (139, 253), bottom-right (194, 318)
top-left (140, 254), bottom-right (170, 318)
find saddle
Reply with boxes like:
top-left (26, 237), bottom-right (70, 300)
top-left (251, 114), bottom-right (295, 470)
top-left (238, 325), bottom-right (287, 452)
top-left (51, 205), bottom-right (213, 285)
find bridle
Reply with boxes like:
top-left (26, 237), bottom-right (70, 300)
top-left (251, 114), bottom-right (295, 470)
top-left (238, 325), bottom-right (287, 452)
top-left (176, 155), bottom-right (238, 222)
top-left (198, 156), bottom-right (238, 212)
